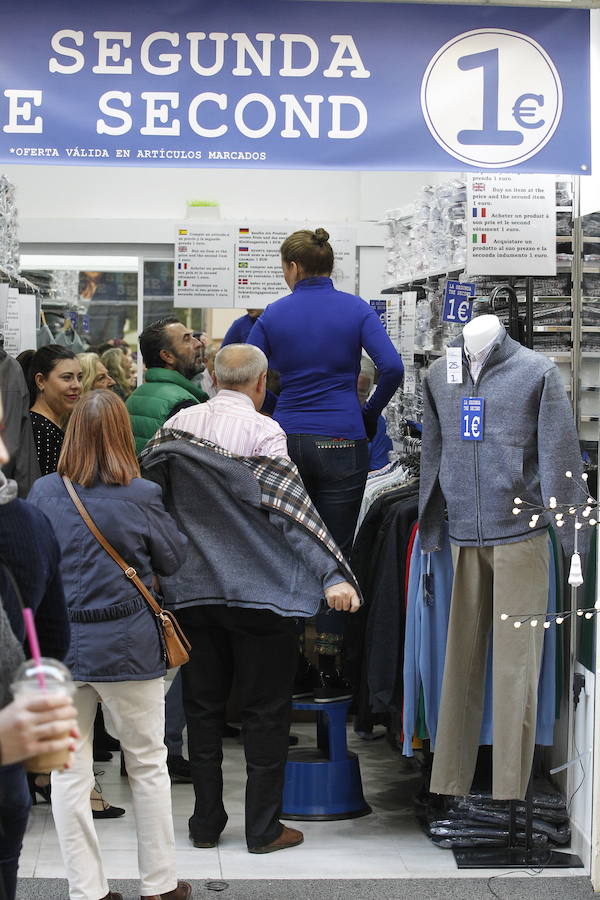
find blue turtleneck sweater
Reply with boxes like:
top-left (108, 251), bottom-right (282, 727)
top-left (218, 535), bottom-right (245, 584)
top-left (248, 277), bottom-right (403, 439)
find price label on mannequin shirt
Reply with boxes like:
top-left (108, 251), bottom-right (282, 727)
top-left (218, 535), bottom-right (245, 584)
top-left (446, 346), bottom-right (463, 384)
top-left (461, 397), bottom-right (484, 441)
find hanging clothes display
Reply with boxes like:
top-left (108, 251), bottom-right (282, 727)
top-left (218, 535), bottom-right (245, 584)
top-left (347, 471), bottom-right (419, 734)
top-left (402, 525), bottom-right (560, 757)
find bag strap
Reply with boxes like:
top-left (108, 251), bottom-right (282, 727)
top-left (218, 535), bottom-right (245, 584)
top-left (61, 475), bottom-right (163, 618)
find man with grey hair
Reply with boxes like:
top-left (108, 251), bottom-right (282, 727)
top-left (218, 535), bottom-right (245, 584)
top-left (161, 343), bottom-right (359, 856)
top-left (166, 343), bottom-right (288, 457)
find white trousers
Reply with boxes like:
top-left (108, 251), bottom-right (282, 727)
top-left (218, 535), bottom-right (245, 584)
top-left (51, 678), bottom-right (177, 900)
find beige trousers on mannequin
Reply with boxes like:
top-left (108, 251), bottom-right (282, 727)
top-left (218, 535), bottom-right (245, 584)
top-left (429, 531), bottom-right (549, 801)
top-left (51, 678), bottom-right (177, 900)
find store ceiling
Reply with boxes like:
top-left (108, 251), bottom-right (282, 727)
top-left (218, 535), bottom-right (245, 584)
top-left (312, 0), bottom-right (600, 8)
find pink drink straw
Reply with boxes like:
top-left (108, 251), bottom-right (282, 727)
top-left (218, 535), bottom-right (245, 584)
top-left (22, 608), bottom-right (47, 690)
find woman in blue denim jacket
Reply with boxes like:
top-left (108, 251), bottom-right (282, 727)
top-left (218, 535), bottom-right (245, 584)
top-left (28, 390), bottom-right (191, 900)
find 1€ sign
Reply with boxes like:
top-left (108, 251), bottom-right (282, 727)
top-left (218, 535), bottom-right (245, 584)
top-left (421, 28), bottom-right (563, 169)
top-left (443, 280), bottom-right (475, 323)
top-left (461, 397), bottom-right (484, 441)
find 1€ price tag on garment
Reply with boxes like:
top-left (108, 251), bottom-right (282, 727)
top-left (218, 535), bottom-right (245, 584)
top-left (446, 346), bottom-right (463, 384)
top-left (442, 280), bottom-right (475, 324)
top-left (461, 397), bottom-right (484, 441)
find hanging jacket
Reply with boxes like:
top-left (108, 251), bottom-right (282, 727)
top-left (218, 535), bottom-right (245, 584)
top-left (126, 368), bottom-right (208, 454)
top-left (419, 326), bottom-right (584, 553)
top-left (0, 351), bottom-right (41, 496)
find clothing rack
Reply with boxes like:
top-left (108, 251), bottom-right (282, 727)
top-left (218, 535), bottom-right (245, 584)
top-left (397, 435), bottom-right (421, 454)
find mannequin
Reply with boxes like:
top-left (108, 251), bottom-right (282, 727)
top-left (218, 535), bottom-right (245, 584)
top-left (418, 319), bottom-right (584, 801)
top-left (462, 314), bottom-right (502, 356)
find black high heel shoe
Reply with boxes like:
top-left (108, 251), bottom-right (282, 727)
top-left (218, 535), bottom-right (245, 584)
top-left (27, 773), bottom-right (51, 805)
top-left (91, 777), bottom-right (125, 820)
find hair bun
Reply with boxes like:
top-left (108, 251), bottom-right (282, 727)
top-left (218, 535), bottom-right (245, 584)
top-left (312, 228), bottom-right (330, 247)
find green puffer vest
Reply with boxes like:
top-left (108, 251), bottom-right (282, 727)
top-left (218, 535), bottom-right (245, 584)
top-left (126, 368), bottom-right (208, 454)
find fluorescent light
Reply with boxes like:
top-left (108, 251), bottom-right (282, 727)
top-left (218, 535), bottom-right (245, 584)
top-left (20, 255), bottom-right (139, 271)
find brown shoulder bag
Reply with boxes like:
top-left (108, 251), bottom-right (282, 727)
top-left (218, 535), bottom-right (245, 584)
top-left (62, 475), bottom-right (191, 669)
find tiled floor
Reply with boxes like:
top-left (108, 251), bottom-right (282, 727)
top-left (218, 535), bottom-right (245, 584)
top-left (20, 724), bottom-right (587, 883)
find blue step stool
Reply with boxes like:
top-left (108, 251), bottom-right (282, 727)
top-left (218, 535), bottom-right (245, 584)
top-left (282, 699), bottom-right (371, 821)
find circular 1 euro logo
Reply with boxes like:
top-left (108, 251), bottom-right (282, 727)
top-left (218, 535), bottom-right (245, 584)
top-left (421, 28), bottom-right (563, 168)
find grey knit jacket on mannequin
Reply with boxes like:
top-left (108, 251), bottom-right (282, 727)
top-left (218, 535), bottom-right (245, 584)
top-left (419, 326), bottom-right (585, 554)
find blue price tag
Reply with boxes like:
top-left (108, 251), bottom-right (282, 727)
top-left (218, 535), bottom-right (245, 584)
top-left (461, 397), bottom-right (484, 441)
top-left (68, 311), bottom-right (78, 330)
top-left (82, 315), bottom-right (90, 334)
top-left (443, 280), bottom-right (475, 324)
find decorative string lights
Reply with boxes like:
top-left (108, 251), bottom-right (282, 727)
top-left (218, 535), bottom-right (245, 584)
top-left (502, 470), bottom-right (597, 630)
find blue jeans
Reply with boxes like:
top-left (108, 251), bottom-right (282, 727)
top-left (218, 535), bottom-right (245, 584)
top-left (287, 434), bottom-right (368, 640)
top-left (0, 764), bottom-right (31, 900)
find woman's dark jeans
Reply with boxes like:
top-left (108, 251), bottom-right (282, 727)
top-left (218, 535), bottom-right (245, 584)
top-left (287, 434), bottom-right (368, 641)
top-left (0, 764), bottom-right (31, 900)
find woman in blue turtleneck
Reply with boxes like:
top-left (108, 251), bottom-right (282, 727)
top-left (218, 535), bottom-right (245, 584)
top-left (248, 227), bottom-right (403, 694)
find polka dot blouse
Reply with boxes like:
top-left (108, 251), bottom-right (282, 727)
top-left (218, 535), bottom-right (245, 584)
top-left (30, 412), bottom-right (65, 476)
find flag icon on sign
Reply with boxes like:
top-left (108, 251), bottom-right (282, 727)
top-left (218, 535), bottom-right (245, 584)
top-left (472, 207), bottom-right (487, 218)
top-left (472, 234), bottom-right (487, 244)
top-left (178, 229), bottom-right (188, 235)
top-left (239, 228), bottom-right (250, 234)
top-left (239, 247), bottom-right (248, 252)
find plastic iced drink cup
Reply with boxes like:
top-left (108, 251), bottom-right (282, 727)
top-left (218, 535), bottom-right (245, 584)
top-left (11, 657), bottom-right (75, 772)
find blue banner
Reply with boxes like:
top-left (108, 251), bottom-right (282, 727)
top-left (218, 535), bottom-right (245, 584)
top-left (0, 1), bottom-right (590, 172)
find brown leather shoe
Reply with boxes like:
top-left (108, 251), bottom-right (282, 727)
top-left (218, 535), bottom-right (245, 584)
top-left (248, 824), bottom-right (304, 854)
top-left (141, 880), bottom-right (192, 900)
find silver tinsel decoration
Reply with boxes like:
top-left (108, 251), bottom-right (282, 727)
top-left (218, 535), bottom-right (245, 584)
top-left (0, 175), bottom-right (19, 277)
top-left (51, 270), bottom-right (79, 305)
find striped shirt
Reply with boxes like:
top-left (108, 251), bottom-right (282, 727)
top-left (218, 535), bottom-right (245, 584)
top-left (465, 336), bottom-right (496, 383)
top-left (165, 389), bottom-right (289, 459)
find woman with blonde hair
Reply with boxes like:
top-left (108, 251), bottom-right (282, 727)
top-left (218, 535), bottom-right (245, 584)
top-left (101, 347), bottom-right (132, 400)
top-left (28, 390), bottom-right (191, 900)
top-left (77, 352), bottom-right (115, 394)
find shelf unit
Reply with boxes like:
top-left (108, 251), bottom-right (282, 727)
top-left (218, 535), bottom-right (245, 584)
top-left (577, 207), bottom-right (600, 442)
top-left (382, 178), bottom-right (589, 435)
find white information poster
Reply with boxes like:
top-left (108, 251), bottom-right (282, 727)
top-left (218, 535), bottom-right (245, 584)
top-left (385, 296), bottom-right (400, 350)
top-left (3, 289), bottom-right (20, 354)
top-left (0, 287), bottom-right (37, 356)
top-left (174, 224), bottom-right (235, 308)
top-left (18, 292), bottom-right (37, 354)
top-left (466, 173), bottom-right (557, 276)
top-left (0, 284), bottom-right (8, 331)
top-left (174, 222), bottom-right (356, 310)
top-left (400, 291), bottom-right (417, 359)
top-left (234, 224), bottom-right (290, 309)
top-left (233, 223), bottom-right (356, 309)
